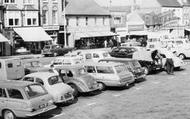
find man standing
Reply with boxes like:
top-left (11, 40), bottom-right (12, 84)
top-left (165, 56), bottom-right (174, 75)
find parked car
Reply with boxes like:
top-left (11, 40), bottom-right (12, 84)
top-left (83, 62), bottom-right (135, 90)
top-left (23, 58), bottom-right (50, 74)
top-left (99, 58), bottom-right (146, 82)
top-left (22, 72), bottom-right (74, 104)
top-left (110, 47), bottom-right (137, 58)
top-left (0, 57), bottom-right (25, 80)
top-left (66, 49), bottom-right (111, 62)
top-left (0, 80), bottom-right (56, 119)
top-left (42, 44), bottom-right (74, 57)
top-left (50, 56), bottom-right (82, 67)
top-left (54, 65), bottom-right (100, 97)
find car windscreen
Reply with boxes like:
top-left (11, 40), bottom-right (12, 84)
top-left (48, 76), bottom-right (62, 85)
top-left (25, 84), bottom-right (47, 99)
top-left (131, 61), bottom-right (141, 68)
top-left (115, 65), bottom-right (128, 74)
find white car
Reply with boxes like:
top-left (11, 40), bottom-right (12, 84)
top-left (22, 72), bottom-right (74, 104)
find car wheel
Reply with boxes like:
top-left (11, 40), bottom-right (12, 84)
top-left (143, 66), bottom-right (149, 75)
top-left (98, 82), bottom-right (106, 91)
top-left (179, 54), bottom-right (185, 60)
top-left (70, 84), bottom-right (79, 97)
top-left (3, 110), bottom-right (16, 119)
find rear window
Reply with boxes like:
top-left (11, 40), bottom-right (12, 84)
top-left (115, 65), bottom-right (128, 74)
top-left (96, 66), bottom-right (114, 74)
top-left (25, 84), bottom-right (47, 99)
top-left (48, 76), bottom-right (62, 85)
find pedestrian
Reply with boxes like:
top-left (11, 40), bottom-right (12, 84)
top-left (109, 39), bottom-right (114, 49)
top-left (104, 40), bottom-right (107, 48)
top-left (151, 50), bottom-right (162, 65)
top-left (165, 57), bottom-right (174, 75)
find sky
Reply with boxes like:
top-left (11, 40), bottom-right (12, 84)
top-left (95, 0), bottom-right (138, 7)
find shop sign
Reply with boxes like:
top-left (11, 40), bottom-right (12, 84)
top-left (128, 25), bottom-right (144, 31)
top-left (43, 25), bottom-right (60, 31)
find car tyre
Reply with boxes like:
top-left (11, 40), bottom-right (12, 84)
top-left (70, 84), bottom-right (79, 97)
top-left (3, 110), bottom-right (16, 119)
top-left (143, 66), bottom-right (149, 75)
top-left (179, 54), bottom-right (185, 60)
top-left (98, 82), bottom-right (106, 91)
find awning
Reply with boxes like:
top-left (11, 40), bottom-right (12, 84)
top-left (0, 34), bottom-right (9, 42)
top-left (13, 27), bottom-right (52, 42)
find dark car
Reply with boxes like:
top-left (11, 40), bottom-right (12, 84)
top-left (109, 47), bottom-right (137, 58)
top-left (99, 58), bottom-right (146, 82)
top-left (42, 44), bottom-right (74, 57)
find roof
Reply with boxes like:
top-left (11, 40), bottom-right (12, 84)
top-left (66, 0), bottom-right (110, 16)
top-left (0, 80), bottom-right (36, 88)
top-left (6, 4), bottom-right (20, 10)
top-left (55, 64), bottom-right (83, 70)
top-left (107, 6), bottom-right (131, 13)
top-left (180, 0), bottom-right (190, 6)
top-left (24, 72), bottom-right (57, 80)
top-left (157, 0), bottom-right (181, 7)
top-left (23, 5), bottom-right (38, 11)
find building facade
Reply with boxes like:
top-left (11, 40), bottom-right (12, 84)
top-left (65, 0), bottom-right (116, 49)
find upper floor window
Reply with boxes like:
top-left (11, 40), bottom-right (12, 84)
top-left (52, 6), bottom-right (58, 25)
top-left (76, 17), bottom-right (79, 26)
top-left (66, 18), bottom-right (69, 26)
top-left (114, 17), bottom-right (122, 24)
top-left (42, 10), bottom-right (48, 25)
top-left (26, 18), bottom-right (37, 26)
top-left (4, 0), bottom-right (15, 4)
top-left (24, 0), bottom-right (33, 4)
top-left (86, 17), bottom-right (88, 26)
top-left (8, 18), bottom-right (19, 27)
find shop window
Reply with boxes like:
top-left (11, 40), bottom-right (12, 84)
top-left (33, 18), bottom-right (37, 25)
top-left (15, 19), bottom-right (19, 26)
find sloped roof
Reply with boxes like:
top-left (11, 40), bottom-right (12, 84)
top-left (66, 0), bottom-right (110, 16)
top-left (108, 6), bottom-right (131, 12)
top-left (127, 12), bottom-right (145, 24)
top-left (181, 0), bottom-right (190, 6)
top-left (23, 5), bottom-right (38, 11)
top-left (6, 4), bottom-right (20, 11)
top-left (157, 0), bottom-right (182, 7)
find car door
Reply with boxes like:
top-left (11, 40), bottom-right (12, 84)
top-left (85, 66), bottom-right (100, 81)
top-left (6, 61), bottom-right (16, 80)
top-left (58, 69), bottom-right (69, 83)
top-left (0, 88), bottom-right (7, 112)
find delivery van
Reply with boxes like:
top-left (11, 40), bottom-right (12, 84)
top-left (0, 57), bottom-right (25, 80)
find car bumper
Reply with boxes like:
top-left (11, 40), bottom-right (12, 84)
top-left (24, 104), bottom-right (56, 117)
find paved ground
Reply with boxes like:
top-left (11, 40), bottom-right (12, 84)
top-left (27, 59), bottom-right (190, 119)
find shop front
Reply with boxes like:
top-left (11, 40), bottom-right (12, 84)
top-left (74, 31), bottom-right (118, 49)
top-left (43, 25), bottom-right (59, 45)
top-left (0, 33), bottom-right (9, 56)
top-left (13, 27), bottom-right (52, 54)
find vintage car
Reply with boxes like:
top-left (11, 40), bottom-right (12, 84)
top-left (50, 56), bottom-right (82, 67)
top-left (41, 44), bottom-right (74, 57)
top-left (0, 80), bottom-right (56, 119)
top-left (99, 58), bottom-right (146, 82)
top-left (22, 72), bottom-right (74, 104)
top-left (54, 65), bottom-right (100, 97)
top-left (109, 47), bottom-right (138, 58)
top-left (66, 49), bottom-right (111, 62)
top-left (83, 62), bottom-right (135, 90)
top-left (23, 58), bottom-right (50, 74)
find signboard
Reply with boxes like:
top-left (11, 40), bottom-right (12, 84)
top-left (43, 25), bottom-right (60, 31)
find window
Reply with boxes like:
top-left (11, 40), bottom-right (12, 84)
top-left (36, 78), bottom-right (44, 85)
top-left (15, 19), bottom-right (19, 25)
top-left (9, 19), bottom-right (13, 26)
top-left (66, 18), bottom-right (69, 26)
top-left (52, 10), bottom-right (58, 25)
top-left (33, 18), bottom-right (37, 25)
top-left (96, 66), bottom-right (114, 74)
top-left (0, 88), bottom-right (6, 98)
top-left (66, 71), bottom-right (73, 77)
top-left (23, 77), bottom-right (34, 82)
top-left (85, 53), bottom-right (92, 59)
top-left (4, 0), bottom-right (15, 3)
top-left (7, 89), bottom-right (23, 99)
top-left (7, 63), bottom-right (13, 68)
top-left (76, 17), bottom-right (79, 26)
top-left (27, 18), bottom-right (31, 25)
top-left (25, 84), bottom-right (47, 99)
top-left (86, 17), bottom-right (88, 26)
top-left (42, 10), bottom-right (48, 25)
top-left (93, 53), bottom-right (100, 58)
top-left (114, 17), bottom-right (121, 24)
top-left (85, 66), bottom-right (96, 73)
top-left (24, 0), bottom-right (33, 4)
top-left (48, 76), bottom-right (62, 85)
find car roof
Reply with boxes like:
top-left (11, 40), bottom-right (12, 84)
top-left (0, 80), bottom-right (37, 88)
top-left (55, 64), bottom-right (83, 70)
top-left (24, 72), bottom-right (57, 79)
top-left (99, 57), bottom-right (137, 62)
top-left (55, 56), bottom-right (79, 60)
top-left (81, 62), bottom-right (123, 66)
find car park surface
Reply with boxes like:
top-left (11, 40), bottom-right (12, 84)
top-left (22, 72), bottom-right (74, 104)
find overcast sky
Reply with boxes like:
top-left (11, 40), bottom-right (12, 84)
top-left (95, 0), bottom-right (135, 7)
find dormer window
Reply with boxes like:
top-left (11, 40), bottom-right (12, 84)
top-left (24, 0), bottom-right (33, 5)
top-left (4, 0), bottom-right (15, 4)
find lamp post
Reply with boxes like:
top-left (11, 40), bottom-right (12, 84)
top-left (63, 0), bottom-right (67, 47)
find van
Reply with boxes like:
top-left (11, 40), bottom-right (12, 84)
top-left (83, 62), bottom-right (135, 90)
top-left (0, 57), bottom-right (25, 80)
top-left (99, 58), bottom-right (146, 82)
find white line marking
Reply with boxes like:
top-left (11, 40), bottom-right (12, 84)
top-left (53, 113), bottom-right (65, 118)
top-left (113, 94), bottom-right (123, 97)
top-left (87, 102), bottom-right (96, 106)
top-left (152, 81), bottom-right (160, 84)
top-left (134, 87), bottom-right (142, 90)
